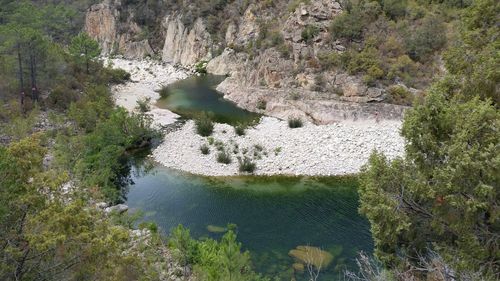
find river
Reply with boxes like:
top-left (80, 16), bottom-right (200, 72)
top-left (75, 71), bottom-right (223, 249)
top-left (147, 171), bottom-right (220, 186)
top-left (123, 75), bottom-right (373, 280)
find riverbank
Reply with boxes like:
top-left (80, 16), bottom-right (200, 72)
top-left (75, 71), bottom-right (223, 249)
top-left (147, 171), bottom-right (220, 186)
top-left (108, 58), bottom-right (189, 127)
top-left (153, 117), bottom-right (404, 176)
top-left (109, 58), bottom-right (405, 176)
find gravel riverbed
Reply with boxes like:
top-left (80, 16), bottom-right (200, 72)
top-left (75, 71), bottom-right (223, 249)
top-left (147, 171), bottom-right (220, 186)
top-left (153, 117), bottom-right (404, 176)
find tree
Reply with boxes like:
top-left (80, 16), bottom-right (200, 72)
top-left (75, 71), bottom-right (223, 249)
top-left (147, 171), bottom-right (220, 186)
top-left (359, 85), bottom-right (499, 278)
top-left (444, 0), bottom-right (499, 103)
top-left (69, 32), bottom-right (101, 74)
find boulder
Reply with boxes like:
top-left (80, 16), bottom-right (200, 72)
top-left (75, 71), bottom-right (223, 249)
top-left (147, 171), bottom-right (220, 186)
top-left (105, 204), bottom-right (129, 214)
top-left (288, 246), bottom-right (333, 269)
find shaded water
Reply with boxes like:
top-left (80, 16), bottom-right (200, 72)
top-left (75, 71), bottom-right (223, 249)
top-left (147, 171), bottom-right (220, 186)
top-left (125, 161), bottom-right (373, 281)
top-left (155, 75), bottom-right (260, 125)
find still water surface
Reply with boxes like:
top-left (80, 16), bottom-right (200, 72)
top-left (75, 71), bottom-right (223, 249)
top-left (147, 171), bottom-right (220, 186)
top-left (155, 75), bottom-right (260, 125)
top-left (125, 162), bottom-right (373, 281)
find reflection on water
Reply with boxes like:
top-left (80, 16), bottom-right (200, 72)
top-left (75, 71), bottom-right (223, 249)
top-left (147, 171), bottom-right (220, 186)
top-left (125, 158), bottom-right (373, 281)
top-left (155, 75), bottom-right (260, 125)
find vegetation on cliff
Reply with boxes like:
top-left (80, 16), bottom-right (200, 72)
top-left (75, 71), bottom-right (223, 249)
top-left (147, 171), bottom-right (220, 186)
top-left (358, 0), bottom-right (499, 280)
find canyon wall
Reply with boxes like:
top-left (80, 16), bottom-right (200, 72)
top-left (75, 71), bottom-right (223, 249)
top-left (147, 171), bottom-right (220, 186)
top-left (85, 0), bottom-right (409, 123)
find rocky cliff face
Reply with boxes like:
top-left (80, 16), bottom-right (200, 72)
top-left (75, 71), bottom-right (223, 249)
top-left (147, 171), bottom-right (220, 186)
top-left (85, 0), bottom-right (153, 59)
top-left (85, 0), bottom-right (408, 123)
top-left (161, 16), bottom-right (213, 65)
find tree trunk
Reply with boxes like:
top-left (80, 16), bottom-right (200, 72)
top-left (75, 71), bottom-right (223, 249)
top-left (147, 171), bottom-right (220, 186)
top-left (17, 43), bottom-right (24, 92)
top-left (85, 47), bottom-right (89, 74)
top-left (17, 43), bottom-right (25, 111)
top-left (29, 49), bottom-right (38, 103)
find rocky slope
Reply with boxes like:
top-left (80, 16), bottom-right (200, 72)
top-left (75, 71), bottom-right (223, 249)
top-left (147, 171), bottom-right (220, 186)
top-left (85, 0), bottom-right (410, 124)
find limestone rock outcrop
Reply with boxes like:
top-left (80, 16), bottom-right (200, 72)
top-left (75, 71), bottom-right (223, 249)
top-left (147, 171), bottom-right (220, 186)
top-left (85, 1), bottom-right (153, 59)
top-left (85, 2), bottom-right (117, 55)
top-left (161, 16), bottom-right (213, 66)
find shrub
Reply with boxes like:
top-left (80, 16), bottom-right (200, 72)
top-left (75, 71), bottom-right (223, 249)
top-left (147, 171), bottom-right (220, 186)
top-left (256, 99), bottom-right (267, 110)
top-left (288, 117), bottom-right (303, 128)
top-left (290, 91), bottom-right (301, 101)
top-left (214, 140), bottom-right (225, 151)
top-left (238, 157), bottom-right (256, 173)
top-left (136, 97), bottom-right (151, 112)
top-left (216, 151), bottom-right (232, 164)
top-left (318, 52), bottom-right (342, 70)
top-left (195, 115), bottom-right (214, 137)
top-left (387, 85), bottom-right (414, 105)
top-left (157, 86), bottom-right (172, 99)
top-left (301, 24), bottom-right (320, 42)
top-left (234, 124), bottom-right (246, 136)
top-left (207, 137), bottom-right (215, 145)
top-left (404, 14), bottom-right (447, 61)
top-left (200, 144), bottom-right (210, 155)
top-left (195, 60), bottom-right (208, 74)
top-left (105, 67), bottom-right (131, 84)
top-left (254, 144), bottom-right (264, 152)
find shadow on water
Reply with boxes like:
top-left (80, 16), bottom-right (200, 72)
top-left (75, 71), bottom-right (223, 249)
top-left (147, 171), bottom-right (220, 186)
top-left (121, 152), bottom-right (373, 281)
top-left (155, 74), bottom-right (260, 125)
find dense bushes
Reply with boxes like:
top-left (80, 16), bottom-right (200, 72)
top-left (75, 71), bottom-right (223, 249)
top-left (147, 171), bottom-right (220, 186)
top-left (195, 113), bottom-right (214, 136)
top-left (328, 0), bottom-right (454, 88)
top-left (169, 225), bottom-right (268, 281)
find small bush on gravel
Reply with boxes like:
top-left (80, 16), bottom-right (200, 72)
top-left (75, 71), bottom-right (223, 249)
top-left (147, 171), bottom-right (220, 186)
top-left (256, 99), bottom-right (267, 110)
top-left (238, 157), bottom-right (256, 173)
top-left (195, 115), bottom-right (214, 136)
top-left (234, 124), bottom-right (246, 136)
top-left (214, 140), bottom-right (225, 151)
top-left (136, 97), bottom-right (151, 112)
top-left (200, 144), bottom-right (210, 155)
top-left (157, 86), bottom-right (171, 98)
top-left (288, 117), bottom-right (303, 128)
top-left (217, 151), bottom-right (232, 164)
top-left (254, 144), bottom-right (264, 152)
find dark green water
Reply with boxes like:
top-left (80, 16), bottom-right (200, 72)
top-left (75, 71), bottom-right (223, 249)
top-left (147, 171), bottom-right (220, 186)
top-left (125, 162), bottom-right (373, 281)
top-left (156, 75), bottom-right (260, 125)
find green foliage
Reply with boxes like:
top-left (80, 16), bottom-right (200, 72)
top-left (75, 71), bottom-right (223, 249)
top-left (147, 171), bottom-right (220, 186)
top-left (200, 143), bottom-right (210, 155)
top-left (136, 97), bottom-right (151, 112)
top-left (404, 14), bottom-right (447, 61)
top-left (157, 85), bottom-right (172, 98)
top-left (330, 1), bottom-right (379, 41)
top-left (69, 32), bottom-right (101, 74)
top-left (195, 113), bottom-right (215, 136)
top-left (195, 60), bottom-right (208, 74)
top-left (72, 109), bottom-right (157, 202)
top-left (169, 225), bottom-right (268, 281)
top-left (386, 85), bottom-right (414, 105)
top-left (288, 117), bottom-right (303, 128)
top-left (301, 24), bottom-right (320, 42)
top-left (256, 99), bottom-right (267, 110)
top-left (359, 87), bottom-right (499, 277)
top-left (0, 135), bottom-right (149, 281)
top-left (234, 124), bottom-right (246, 136)
top-left (217, 150), bottom-right (232, 164)
top-left (238, 157), bottom-right (256, 173)
top-left (105, 67), bottom-right (131, 84)
top-left (444, 0), bottom-right (499, 103)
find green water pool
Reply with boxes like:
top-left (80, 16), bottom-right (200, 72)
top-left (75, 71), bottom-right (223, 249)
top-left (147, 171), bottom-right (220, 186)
top-left (125, 162), bottom-right (373, 281)
top-left (155, 75), bottom-right (260, 125)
